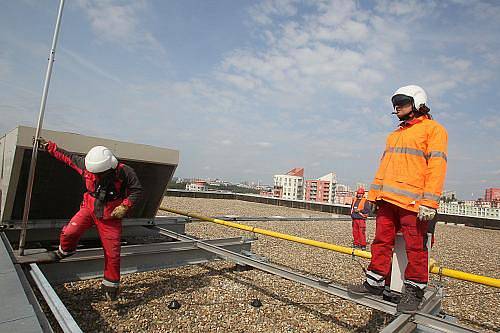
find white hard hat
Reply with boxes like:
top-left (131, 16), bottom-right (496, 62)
top-left (391, 85), bottom-right (428, 111)
top-left (84, 146), bottom-right (118, 173)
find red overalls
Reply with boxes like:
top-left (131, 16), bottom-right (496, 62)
top-left (367, 201), bottom-right (430, 287)
top-left (350, 197), bottom-right (368, 247)
top-left (366, 117), bottom-right (447, 288)
top-left (47, 142), bottom-right (142, 286)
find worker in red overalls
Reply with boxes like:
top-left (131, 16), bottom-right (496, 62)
top-left (350, 188), bottom-right (370, 250)
top-left (39, 138), bottom-right (142, 300)
top-left (348, 85), bottom-right (447, 313)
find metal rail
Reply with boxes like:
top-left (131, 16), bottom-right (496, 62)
top-left (159, 206), bottom-right (500, 288)
top-left (211, 216), bottom-right (355, 222)
top-left (166, 189), bottom-right (500, 230)
top-left (8, 216), bottom-right (188, 230)
top-left (28, 264), bottom-right (82, 333)
top-left (154, 227), bottom-right (480, 333)
top-left (40, 237), bottom-right (253, 284)
top-left (381, 286), bottom-right (442, 333)
top-left (154, 226), bottom-right (397, 314)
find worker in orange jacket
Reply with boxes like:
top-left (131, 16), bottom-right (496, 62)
top-left (349, 85), bottom-right (448, 313)
top-left (350, 188), bottom-right (370, 250)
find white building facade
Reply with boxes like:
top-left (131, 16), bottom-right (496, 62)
top-left (186, 181), bottom-right (207, 192)
top-left (438, 202), bottom-right (500, 219)
top-left (273, 174), bottom-right (304, 200)
top-left (318, 172), bottom-right (337, 203)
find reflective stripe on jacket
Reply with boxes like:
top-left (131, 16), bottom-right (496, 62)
top-left (367, 116), bottom-right (448, 212)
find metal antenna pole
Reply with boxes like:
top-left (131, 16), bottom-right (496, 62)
top-left (18, 0), bottom-right (65, 255)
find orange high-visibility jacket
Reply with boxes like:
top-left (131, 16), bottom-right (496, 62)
top-left (367, 116), bottom-right (448, 212)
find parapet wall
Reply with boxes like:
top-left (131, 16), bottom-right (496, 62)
top-left (165, 190), bottom-right (500, 230)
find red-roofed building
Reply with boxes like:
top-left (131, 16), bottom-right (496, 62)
top-left (286, 167), bottom-right (304, 177)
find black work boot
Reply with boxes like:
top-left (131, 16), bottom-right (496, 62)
top-left (348, 281), bottom-right (384, 296)
top-left (47, 248), bottom-right (74, 262)
top-left (103, 285), bottom-right (120, 301)
top-left (397, 283), bottom-right (424, 313)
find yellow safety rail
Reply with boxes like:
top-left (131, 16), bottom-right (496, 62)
top-left (159, 206), bottom-right (500, 289)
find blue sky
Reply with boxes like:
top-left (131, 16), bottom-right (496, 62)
top-left (1, 0), bottom-right (499, 199)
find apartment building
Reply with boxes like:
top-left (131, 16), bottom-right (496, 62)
top-left (485, 188), bottom-right (500, 202)
top-left (273, 167), bottom-right (304, 200)
top-left (304, 172), bottom-right (337, 204)
top-left (438, 201), bottom-right (500, 219)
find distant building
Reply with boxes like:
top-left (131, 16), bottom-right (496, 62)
top-left (304, 172), bottom-right (337, 204)
top-left (439, 201), bottom-right (500, 219)
top-left (333, 183), bottom-right (354, 205)
top-left (273, 167), bottom-right (304, 200)
top-left (186, 180), bottom-right (207, 192)
top-left (259, 190), bottom-right (272, 197)
top-left (356, 183), bottom-right (368, 192)
top-left (485, 188), bottom-right (500, 202)
top-left (441, 190), bottom-right (457, 201)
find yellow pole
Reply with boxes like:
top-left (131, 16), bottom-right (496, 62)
top-left (159, 206), bottom-right (500, 289)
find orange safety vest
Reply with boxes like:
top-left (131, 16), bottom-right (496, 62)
top-left (351, 197), bottom-right (368, 217)
top-left (367, 116), bottom-right (448, 212)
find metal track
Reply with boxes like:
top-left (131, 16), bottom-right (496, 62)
top-left (210, 216), bottom-right (355, 222)
top-left (3, 216), bottom-right (188, 230)
top-left (28, 264), bottom-right (82, 333)
top-left (3, 232), bottom-right (252, 331)
top-left (153, 227), bottom-right (480, 333)
top-left (41, 237), bottom-right (253, 284)
top-left (153, 226), bottom-right (397, 314)
top-left (381, 287), bottom-right (443, 333)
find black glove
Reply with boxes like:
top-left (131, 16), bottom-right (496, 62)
top-left (36, 137), bottom-right (49, 150)
top-left (369, 202), bottom-right (378, 216)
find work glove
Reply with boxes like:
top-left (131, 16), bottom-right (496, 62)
top-left (33, 137), bottom-right (49, 150)
top-left (111, 204), bottom-right (128, 219)
top-left (417, 205), bottom-right (436, 221)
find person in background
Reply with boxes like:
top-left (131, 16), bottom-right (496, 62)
top-left (350, 187), bottom-right (370, 250)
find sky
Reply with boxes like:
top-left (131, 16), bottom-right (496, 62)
top-left (0, 0), bottom-right (499, 199)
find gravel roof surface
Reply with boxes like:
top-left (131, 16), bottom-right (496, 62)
top-left (54, 197), bottom-right (500, 332)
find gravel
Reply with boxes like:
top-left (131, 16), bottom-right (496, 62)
top-left (52, 197), bottom-right (500, 332)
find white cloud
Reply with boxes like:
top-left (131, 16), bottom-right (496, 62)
top-left (3, 0), bottom-right (500, 196)
top-left (255, 141), bottom-right (272, 148)
top-left (317, 0), bottom-right (359, 26)
top-left (374, 0), bottom-right (437, 18)
top-left (61, 48), bottom-right (123, 84)
top-left (479, 116), bottom-right (500, 130)
top-left (77, 0), bottom-right (165, 54)
top-left (248, 0), bottom-right (298, 25)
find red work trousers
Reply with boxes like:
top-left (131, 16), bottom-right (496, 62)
top-left (352, 219), bottom-right (367, 247)
top-left (60, 207), bottom-right (122, 284)
top-left (368, 201), bottom-right (429, 284)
